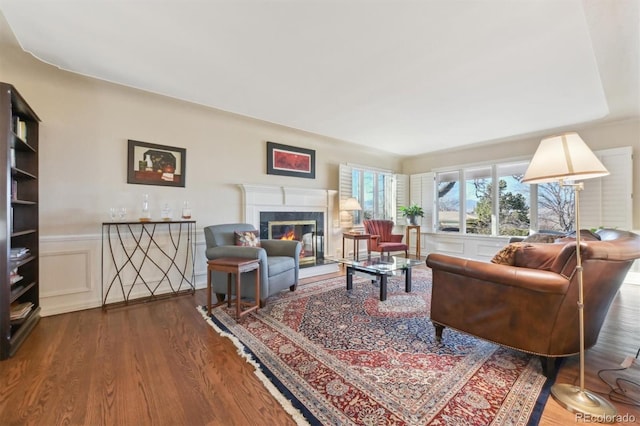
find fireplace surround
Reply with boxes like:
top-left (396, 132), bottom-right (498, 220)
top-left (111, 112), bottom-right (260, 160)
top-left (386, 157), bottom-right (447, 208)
top-left (240, 184), bottom-right (339, 277)
top-left (260, 211), bottom-right (324, 264)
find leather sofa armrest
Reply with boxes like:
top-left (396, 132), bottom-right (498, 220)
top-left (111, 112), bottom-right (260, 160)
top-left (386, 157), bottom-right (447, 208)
top-left (426, 253), bottom-right (569, 294)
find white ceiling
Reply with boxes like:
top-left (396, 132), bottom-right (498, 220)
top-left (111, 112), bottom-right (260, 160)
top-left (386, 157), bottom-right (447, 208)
top-left (1, 0), bottom-right (638, 156)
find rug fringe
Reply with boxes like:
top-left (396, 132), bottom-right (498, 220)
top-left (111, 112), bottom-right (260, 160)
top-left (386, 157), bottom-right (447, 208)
top-left (198, 306), bottom-right (311, 426)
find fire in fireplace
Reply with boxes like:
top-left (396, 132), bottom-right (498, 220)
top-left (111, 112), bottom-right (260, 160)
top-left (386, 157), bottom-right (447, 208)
top-left (269, 220), bottom-right (317, 264)
top-left (260, 211), bottom-right (324, 266)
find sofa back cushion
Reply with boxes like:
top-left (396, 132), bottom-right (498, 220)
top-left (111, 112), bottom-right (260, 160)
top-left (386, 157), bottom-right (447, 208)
top-left (514, 242), bottom-right (572, 272)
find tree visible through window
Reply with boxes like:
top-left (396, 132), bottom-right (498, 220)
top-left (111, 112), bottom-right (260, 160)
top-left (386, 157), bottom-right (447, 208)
top-left (436, 162), bottom-right (531, 236)
top-left (537, 182), bottom-right (575, 232)
top-left (471, 179), bottom-right (529, 236)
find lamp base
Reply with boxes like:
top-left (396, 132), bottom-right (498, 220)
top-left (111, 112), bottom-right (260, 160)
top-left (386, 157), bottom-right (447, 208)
top-left (551, 383), bottom-right (617, 421)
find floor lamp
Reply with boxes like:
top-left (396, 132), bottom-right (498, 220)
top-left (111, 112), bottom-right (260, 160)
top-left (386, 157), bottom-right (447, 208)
top-left (522, 132), bottom-right (615, 417)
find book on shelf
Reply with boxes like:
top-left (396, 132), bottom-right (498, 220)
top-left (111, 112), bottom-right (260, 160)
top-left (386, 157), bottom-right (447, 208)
top-left (13, 116), bottom-right (27, 141)
top-left (10, 147), bottom-right (15, 168)
top-left (10, 247), bottom-right (30, 260)
top-left (10, 301), bottom-right (33, 321)
top-left (11, 179), bottom-right (17, 201)
top-left (10, 272), bottom-right (23, 285)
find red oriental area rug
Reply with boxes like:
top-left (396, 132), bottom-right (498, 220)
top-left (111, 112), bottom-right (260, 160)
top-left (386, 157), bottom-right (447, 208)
top-left (199, 269), bottom-right (554, 425)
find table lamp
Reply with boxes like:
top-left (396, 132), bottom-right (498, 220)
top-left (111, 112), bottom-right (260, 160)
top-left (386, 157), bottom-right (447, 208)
top-left (342, 197), bottom-right (362, 232)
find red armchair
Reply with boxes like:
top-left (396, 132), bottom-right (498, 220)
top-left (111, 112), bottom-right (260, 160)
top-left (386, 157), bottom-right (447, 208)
top-left (363, 220), bottom-right (408, 257)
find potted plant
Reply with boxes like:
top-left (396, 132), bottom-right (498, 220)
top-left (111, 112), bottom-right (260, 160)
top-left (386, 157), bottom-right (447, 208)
top-left (399, 204), bottom-right (424, 225)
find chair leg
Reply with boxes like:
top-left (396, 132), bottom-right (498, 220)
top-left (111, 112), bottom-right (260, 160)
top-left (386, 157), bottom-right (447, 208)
top-left (540, 356), bottom-right (558, 378)
top-left (434, 323), bottom-right (445, 341)
top-left (215, 293), bottom-right (226, 303)
top-left (289, 283), bottom-right (297, 292)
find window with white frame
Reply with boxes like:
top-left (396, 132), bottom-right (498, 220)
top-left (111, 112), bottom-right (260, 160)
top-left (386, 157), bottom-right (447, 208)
top-left (430, 146), bottom-right (631, 236)
top-left (437, 162), bottom-right (530, 235)
top-left (339, 163), bottom-right (396, 225)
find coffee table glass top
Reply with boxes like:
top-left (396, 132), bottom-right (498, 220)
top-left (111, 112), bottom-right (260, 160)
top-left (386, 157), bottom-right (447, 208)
top-left (335, 256), bottom-right (422, 274)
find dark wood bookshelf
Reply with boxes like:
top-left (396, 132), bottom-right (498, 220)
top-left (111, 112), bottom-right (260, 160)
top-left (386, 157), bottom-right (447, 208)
top-left (1, 82), bottom-right (40, 359)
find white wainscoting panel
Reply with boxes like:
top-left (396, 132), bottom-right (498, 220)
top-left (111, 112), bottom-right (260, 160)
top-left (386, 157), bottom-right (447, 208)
top-left (40, 234), bottom-right (101, 316)
top-left (425, 233), bottom-right (510, 261)
top-left (39, 231), bottom-right (210, 317)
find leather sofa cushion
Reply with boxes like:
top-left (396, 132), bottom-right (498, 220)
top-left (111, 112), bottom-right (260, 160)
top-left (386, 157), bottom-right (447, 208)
top-left (491, 239), bottom-right (577, 273)
top-left (514, 242), bottom-right (569, 271)
top-left (522, 233), bottom-right (559, 243)
top-left (555, 229), bottom-right (601, 244)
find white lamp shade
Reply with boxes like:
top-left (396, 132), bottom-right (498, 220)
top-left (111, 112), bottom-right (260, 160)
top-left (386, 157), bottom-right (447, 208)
top-left (523, 132), bottom-right (609, 184)
top-left (342, 197), bottom-right (362, 211)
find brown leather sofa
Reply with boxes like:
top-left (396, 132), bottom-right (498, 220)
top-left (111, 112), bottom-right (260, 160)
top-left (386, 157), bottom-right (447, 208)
top-left (426, 229), bottom-right (640, 375)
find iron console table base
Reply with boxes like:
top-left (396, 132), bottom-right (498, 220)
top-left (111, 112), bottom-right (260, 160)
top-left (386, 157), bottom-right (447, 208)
top-left (101, 220), bottom-right (196, 308)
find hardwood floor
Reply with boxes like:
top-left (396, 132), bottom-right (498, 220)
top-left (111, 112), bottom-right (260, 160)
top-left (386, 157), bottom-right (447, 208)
top-left (0, 271), bottom-right (638, 425)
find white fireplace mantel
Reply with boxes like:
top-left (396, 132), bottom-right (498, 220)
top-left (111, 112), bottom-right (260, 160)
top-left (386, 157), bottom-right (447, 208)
top-left (239, 184), bottom-right (337, 225)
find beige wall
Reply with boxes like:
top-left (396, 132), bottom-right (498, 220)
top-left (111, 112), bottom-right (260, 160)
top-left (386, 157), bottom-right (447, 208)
top-left (402, 118), bottom-right (640, 228)
top-left (0, 21), bottom-right (402, 237)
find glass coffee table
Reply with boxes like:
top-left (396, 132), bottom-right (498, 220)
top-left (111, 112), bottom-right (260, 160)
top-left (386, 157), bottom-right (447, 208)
top-left (337, 256), bottom-right (423, 301)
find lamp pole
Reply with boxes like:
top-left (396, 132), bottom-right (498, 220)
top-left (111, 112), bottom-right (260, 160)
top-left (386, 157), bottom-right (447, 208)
top-left (550, 181), bottom-right (617, 418)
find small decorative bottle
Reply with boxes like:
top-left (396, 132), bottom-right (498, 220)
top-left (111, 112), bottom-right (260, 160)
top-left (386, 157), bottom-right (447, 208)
top-left (161, 203), bottom-right (172, 221)
top-left (144, 154), bottom-right (153, 171)
top-left (181, 201), bottom-right (192, 219)
top-left (141, 194), bottom-right (151, 221)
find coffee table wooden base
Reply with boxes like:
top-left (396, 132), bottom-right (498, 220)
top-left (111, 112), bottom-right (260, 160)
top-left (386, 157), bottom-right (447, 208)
top-left (207, 257), bottom-right (260, 319)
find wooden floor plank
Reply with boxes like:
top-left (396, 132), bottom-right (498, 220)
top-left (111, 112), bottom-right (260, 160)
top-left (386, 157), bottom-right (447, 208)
top-left (0, 270), bottom-right (637, 425)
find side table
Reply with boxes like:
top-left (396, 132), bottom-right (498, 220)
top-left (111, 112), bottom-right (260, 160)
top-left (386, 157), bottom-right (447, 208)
top-left (342, 232), bottom-right (371, 260)
top-left (207, 257), bottom-right (260, 319)
top-left (406, 225), bottom-right (421, 259)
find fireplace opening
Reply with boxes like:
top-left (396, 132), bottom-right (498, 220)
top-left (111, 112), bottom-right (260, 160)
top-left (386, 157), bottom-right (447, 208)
top-left (269, 220), bottom-right (317, 264)
top-left (260, 211), bottom-right (324, 267)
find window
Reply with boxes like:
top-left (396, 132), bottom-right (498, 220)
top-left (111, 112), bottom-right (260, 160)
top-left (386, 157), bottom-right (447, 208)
top-left (464, 167), bottom-right (492, 235)
top-left (430, 147), bottom-right (631, 237)
top-left (436, 171), bottom-right (461, 232)
top-left (537, 182), bottom-right (575, 233)
top-left (339, 163), bottom-right (395, 224)
top-left (496, 162), bottom-right (530, 236)
top-left (436, 161), bottom-right (531, 236)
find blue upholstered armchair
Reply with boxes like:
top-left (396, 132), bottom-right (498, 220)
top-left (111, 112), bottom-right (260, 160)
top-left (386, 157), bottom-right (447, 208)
top-left (203, 223), bottom-right (301, 306)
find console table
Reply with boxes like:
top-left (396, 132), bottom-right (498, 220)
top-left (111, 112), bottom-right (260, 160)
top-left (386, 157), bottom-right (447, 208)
top-left (101, 220), bottom-right (196, 308)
